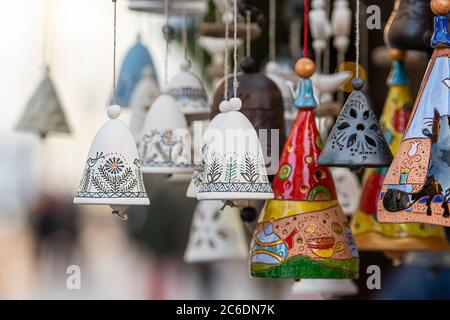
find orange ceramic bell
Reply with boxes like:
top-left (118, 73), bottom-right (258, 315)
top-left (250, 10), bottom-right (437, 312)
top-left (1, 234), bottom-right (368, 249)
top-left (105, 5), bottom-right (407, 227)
top-left (378, 7), bottom-right (450, 227)
top-left (249, 58), bottom-right (359, 279)
top-left (351, 50), bottom-right (449, 256)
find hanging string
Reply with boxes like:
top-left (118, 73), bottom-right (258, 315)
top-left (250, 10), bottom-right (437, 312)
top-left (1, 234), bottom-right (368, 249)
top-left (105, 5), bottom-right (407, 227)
top-left (355, 0), bottom-right (360, 78)
top-left (164, 0), bottom-right (170, 86)
top-left (224, 9), bottom-right (230, 100)
top-left (112, 0), bottom-right (118, 103)
top-left (233, 0), bottom-right (238, 98)
top-left (182, 12), bottom-right (188, 61)
top-left (269, 0), bottom-right (276, 61)
top-left (303, 0), bottom-right (309, 57)
top-left (246, 10), bottom-right (251, 58)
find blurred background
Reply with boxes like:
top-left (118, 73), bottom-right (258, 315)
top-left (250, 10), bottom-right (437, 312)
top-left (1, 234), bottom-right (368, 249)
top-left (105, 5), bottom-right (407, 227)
top-left (1, 0), bottom-right (450, 300)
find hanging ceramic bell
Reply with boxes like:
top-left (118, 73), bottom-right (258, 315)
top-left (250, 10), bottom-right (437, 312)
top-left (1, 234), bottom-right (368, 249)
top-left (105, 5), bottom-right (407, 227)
top-left (129, 66), bottom-right (160, 143)
top-left (184, 200), bottom-right (248, 263)
top-left (114, 38), bottom-right (158, 107)
top-left (317, 77), bottom-right (393, 168)
top-left (74, 105), bottom-right (150, 215)
top-left (291, 279), bottom-right (358, 298)
top-left (129, 0), bottom-right (208, 16)
top-left (352, 49), bottom-right (449, 254)
top-left (138, 94), bottom-right (194, 174)
top-left (384, 0), bottom-right (434, 53)
top-left (16, 66), bottom-right (71, 139)
top-left (378, 10), bottom-right (450, 227)
top-left (331, 168), bottom-right (360, 216)
top-left (211, 57), bottom-right (286, 162)
top-left (167, 61), bottom-right (210, 121)
top-left (249, 59), bottom-right (359, 279)
top-left (197, 97), bottom-right (274, 200)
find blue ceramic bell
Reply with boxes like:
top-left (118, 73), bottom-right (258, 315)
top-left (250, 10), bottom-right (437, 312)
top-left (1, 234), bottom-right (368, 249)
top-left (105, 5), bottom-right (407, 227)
top-left (114, 38), bottom-right (158, 107)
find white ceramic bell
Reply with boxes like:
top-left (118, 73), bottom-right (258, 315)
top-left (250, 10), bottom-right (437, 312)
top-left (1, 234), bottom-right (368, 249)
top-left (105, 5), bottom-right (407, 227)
top-left (74, 105), bottom-right (150, 209)
top-left (186, 115), bottom-right (224, 198)
top-left (331, 168), bottom-right (360, 216)
top-left (138, 94), bottom-right (194, 174)
top-left (265, 61), bottom-right (295, 123)
top-left (129, 0), bottom-right (208, 15)
top-left (129, 66), bottom-right (160, 143)
top-left (167, 61), bottom-right (210, 117)
top-left (291, 279), bottom-right (358, 298)
top-left (197, 98), bottom-right (274, 201)
top-left (16, 67), bottom-right (70, 138)
top-left (184, 200), bottom-right (248, 263)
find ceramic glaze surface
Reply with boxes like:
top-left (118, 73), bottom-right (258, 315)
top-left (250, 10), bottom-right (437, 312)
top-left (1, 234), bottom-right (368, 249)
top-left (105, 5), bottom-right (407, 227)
top-left (378, 46), bottom-right (450, 227)
top-left (352, 59), bottom-right (448, 250)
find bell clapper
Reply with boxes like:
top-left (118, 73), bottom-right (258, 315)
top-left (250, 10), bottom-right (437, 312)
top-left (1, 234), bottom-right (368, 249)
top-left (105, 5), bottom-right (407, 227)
top-left (110, 205), bottom-right (129, 221)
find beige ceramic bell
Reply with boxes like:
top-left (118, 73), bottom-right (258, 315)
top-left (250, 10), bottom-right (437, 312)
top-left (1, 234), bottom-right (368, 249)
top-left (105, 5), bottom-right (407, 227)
top-left (129, 66), bottom-right (160, 143)
top-left (138, 94), bottom-right (194, 174)
top-left (74, 105), bottom-right (150, 216)
top-left (197, 98), bottom-right (274, 201)
top-left (184, 200), bottom-right (248, 263)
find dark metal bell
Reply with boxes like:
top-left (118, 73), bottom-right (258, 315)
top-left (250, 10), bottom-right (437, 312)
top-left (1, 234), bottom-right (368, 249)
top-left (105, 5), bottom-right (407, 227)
top-left (317, 78), bottom-right (393, 168)
top-left (384, 0), bottom-right (434, 53)
top-left (211, 57), bottom-right (286, 162)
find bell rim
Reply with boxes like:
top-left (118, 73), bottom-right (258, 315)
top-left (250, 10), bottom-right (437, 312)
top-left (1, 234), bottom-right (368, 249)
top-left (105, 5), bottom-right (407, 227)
top-left (73, 197), bottom-right (150, 206)
top-left (197, 192), bottom-right (275, 201)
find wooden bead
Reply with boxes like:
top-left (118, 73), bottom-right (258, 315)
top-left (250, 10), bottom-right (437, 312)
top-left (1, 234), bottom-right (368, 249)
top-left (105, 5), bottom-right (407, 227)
top-left (431, 0), bottom-right (450, 16)
top-left (295, 58), bottom-right (316, 78)
top-left (390, 48), bottom-right (406, 61)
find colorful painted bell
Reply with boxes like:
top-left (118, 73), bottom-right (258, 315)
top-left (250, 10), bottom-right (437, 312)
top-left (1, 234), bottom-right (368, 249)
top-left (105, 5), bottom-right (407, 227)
top-left (167, 61), bottom-right (209, 120)
top-left (265, 61), bottom-right (295, 123)
top-left (249, 58), bottom-right (359, 279)
top-left (197, 98), bottom-right (274, 201)
top-left (16, 67), bottom-right (70, 139)
top-left (138, 94), bottom-right (194, 174)
top-left (378, 11), bottom-right (450, 227)
top-left (129, 0), bottom-right (208, 15)
top-left (74, 105), bottom-right (149, 216)
top-left (317, 77), bottom-right (393, 168)
top-left (352, 50), bottom-right (449, 253)
top-left (211, 58), bottom-right (286, 163)
top-left (114, 39), bottom-right (158, 107)
top-left (291, 279), bottom-right (358, 298)
top-left (184, 200), bottom-right (248, 263)
top-left (129, 66), bottom-right (160, 143)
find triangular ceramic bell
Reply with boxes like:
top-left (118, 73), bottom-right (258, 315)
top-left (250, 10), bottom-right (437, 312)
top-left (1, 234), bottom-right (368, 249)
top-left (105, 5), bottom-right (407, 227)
top-left (265, 61), bottom-right (295, 123)
top-left (318, 77), bottom-right (393, 168)
top-left (129, 0), bottom-right (208, 15)
top-left (352, 49), bottom-right (449, 254)
top-left (138, 94), bottom-right (194, 174)
top-left (211, 57), bottom-right (286, 159)
top-left (166, 61), bottom-right (210, 119)
top-left (115, 38), bottom-right (158, 107)
top-left (291, 279), bottom-right (358, 298)
top-left (197, 97), bottom-right (274, 200)
top-left (16, 67), bottom-right (70, 139)
top-left (378, 13), bottom-right (450, 227)
top-left (74, 105), bottom-right (150, 215)
top-left (129, 66), bottom-right (160, 143)
top-left (184, 200), bottom-right (248, 263)
top-left (186, 113), bottom-right (225, 198)
top-left (249, 59), bottom-right (359, 279)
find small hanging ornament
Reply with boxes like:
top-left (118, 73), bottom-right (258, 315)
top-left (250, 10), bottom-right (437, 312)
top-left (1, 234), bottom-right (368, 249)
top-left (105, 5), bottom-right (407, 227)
top-left (378, 3), bottom-right (450, 227)
top-left (249, 58), bottom-right (359, 279)
top-left (291, 279), bottom-right (358, 299)
top-left (129, 0), bottom-right (208, 16)
top-left (184, 200), bottom-right (248, 263)
top-left (129, 66), bottom-right (160, 143)
top-left (318, 0), bottom-right (393, 169)
top-left (352, 49), bottom-right (449, 257)
top-left (16, 67), bottom-right (71, 139)
top-left (138, 94), bottom-right (194, 174)
top-left (166, 62), bottom-right (209, 120)
top-left (74, 1), bottom-right (149, 220)
top-left (114, 37), bottom-right (158, 107)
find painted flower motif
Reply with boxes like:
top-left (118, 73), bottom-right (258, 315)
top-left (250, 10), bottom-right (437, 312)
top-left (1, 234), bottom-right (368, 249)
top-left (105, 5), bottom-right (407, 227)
top-left (160, 130), bottom-right (177, 147)
top-left (104, 157), bottom-right (125, 174)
